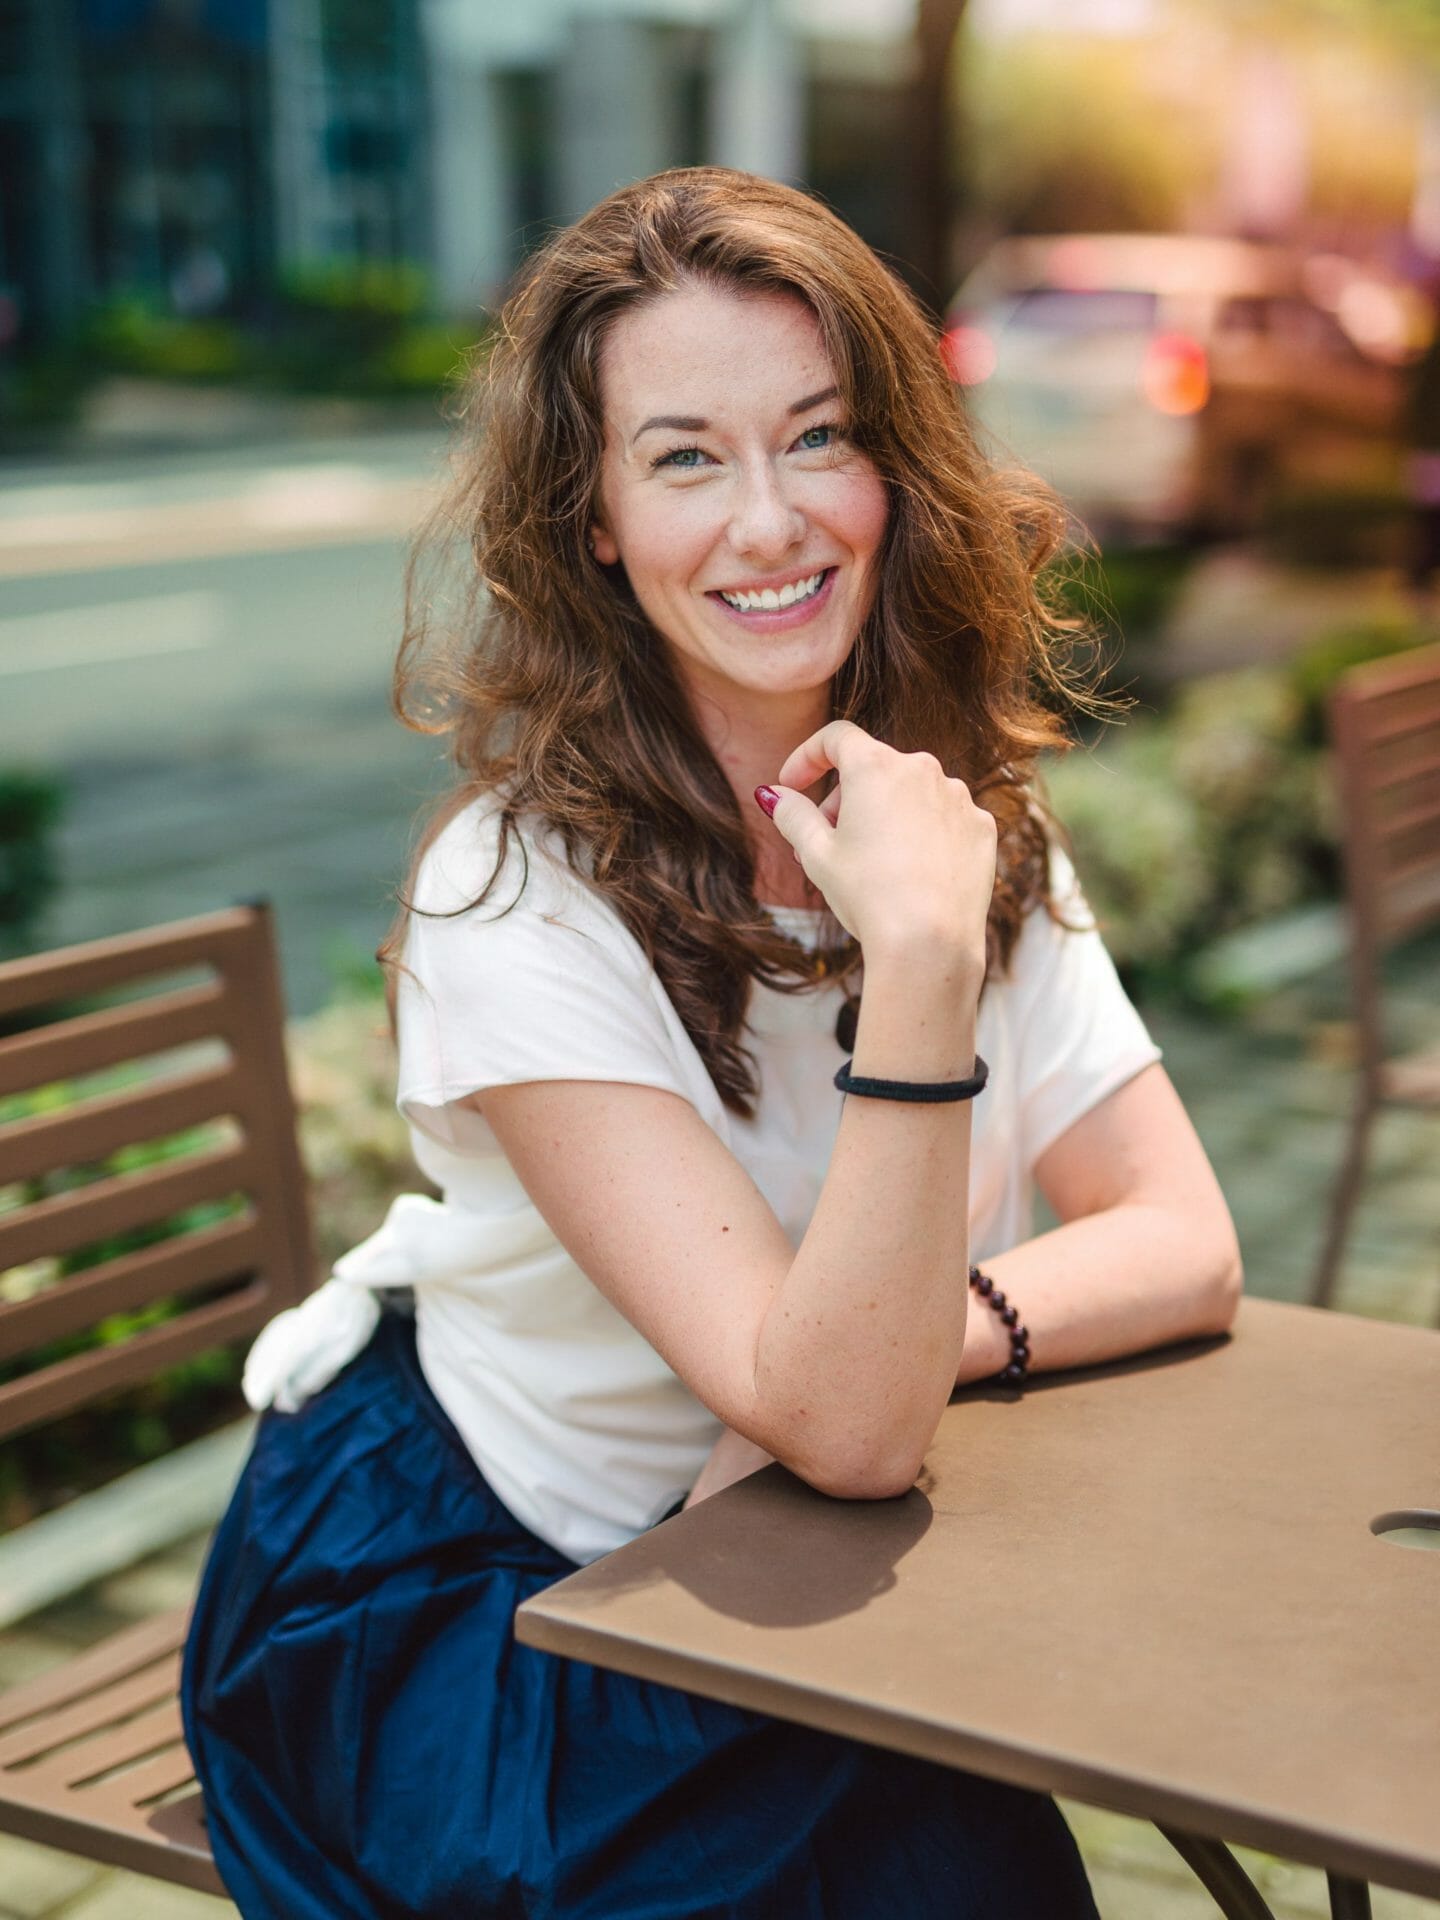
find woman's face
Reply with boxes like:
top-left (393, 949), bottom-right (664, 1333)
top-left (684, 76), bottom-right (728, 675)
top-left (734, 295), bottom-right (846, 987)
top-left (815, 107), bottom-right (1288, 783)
top-left (592, 282), bottom-right (889, 722)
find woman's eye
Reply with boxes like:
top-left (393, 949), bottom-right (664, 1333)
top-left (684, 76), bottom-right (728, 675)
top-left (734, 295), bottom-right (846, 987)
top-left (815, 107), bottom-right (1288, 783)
top-left (796, 423), bottom-right (840, 452)
top-left (655, 444), bottom-right (710, 470)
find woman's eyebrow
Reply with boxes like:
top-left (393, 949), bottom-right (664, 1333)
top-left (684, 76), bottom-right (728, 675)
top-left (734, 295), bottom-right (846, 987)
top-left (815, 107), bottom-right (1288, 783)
top-left (630, 385), bottom-right (842, 446)
top-left (788, 384), bottom-right (840, 415)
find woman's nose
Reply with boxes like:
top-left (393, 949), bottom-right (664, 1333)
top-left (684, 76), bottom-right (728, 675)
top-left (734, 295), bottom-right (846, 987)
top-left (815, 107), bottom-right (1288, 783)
top-left (728, 463), bottom-right (806, 561)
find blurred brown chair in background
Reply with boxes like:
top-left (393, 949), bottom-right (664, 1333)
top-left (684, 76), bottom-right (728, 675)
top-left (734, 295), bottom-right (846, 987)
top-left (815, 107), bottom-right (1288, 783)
top-left (1311, 641), bottom-right (1440, 1318)
top-left (0, 904), bottom-right (314, 1893)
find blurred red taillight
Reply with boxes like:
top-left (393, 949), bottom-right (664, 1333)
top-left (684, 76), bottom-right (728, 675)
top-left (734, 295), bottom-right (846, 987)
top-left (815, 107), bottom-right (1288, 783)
top-left (941, 323), bottom-right (998, 386)
top-left (1141, 333), bottom-right (1209, 415)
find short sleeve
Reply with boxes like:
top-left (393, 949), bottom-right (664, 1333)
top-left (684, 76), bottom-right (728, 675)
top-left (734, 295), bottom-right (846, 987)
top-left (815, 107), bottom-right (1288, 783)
top-left (1011, 845), bottom-right (1162, 1171)
top-left (395, 806), bottom-right (696, 1152)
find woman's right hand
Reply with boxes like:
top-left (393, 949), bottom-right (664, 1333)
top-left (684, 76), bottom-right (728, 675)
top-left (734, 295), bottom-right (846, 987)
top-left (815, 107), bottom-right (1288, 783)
top-left (759, 720), bottom-right (997, 972)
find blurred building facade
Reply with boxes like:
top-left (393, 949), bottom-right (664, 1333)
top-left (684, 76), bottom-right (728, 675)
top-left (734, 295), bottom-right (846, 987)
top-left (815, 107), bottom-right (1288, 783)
top-left (0, 0), bottom-right (913, 350)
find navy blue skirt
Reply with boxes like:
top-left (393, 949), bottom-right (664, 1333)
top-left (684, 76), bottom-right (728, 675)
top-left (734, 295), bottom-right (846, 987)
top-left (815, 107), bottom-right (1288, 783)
top-left (182, 1314), bottom-right (1098, 1919)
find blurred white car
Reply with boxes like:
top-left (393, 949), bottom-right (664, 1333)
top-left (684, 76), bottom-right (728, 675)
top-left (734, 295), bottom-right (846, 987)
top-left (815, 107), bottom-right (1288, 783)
top-left (944, 234), bottom-right (1405, 540)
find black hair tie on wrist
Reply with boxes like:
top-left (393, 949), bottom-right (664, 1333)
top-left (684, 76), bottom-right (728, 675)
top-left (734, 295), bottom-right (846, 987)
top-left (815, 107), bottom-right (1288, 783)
top-left (833, 1054), bottom-right (989, 1103)
top-left (969, 1265), bottom-right (1030, 1388)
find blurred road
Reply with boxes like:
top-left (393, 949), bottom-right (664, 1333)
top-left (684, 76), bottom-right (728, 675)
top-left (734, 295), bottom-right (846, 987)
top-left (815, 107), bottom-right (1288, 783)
top-left (1, 430), bottom-right (454, 1013)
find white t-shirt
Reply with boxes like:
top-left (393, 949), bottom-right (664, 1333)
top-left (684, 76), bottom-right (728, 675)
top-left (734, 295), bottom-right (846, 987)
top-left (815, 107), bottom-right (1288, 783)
top-left (382, 799), bottom-right (1161, 1565)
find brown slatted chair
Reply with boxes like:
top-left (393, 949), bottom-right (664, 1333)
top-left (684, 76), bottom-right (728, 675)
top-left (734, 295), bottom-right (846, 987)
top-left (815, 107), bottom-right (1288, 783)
top-left (0, 904), bottom-right (314, 1893)
top-left (1311, 639), bottom-right (1440, 1317)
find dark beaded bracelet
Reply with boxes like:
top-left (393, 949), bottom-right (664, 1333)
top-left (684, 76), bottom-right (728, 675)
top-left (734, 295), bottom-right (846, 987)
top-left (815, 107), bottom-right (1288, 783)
top-left (968, 1265), bottom-right (1030, 1388)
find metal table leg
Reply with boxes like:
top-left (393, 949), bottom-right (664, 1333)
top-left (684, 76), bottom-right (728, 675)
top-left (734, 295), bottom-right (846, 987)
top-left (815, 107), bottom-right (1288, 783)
top-left (1157, 1826), bottom-right (1278, 1920)
top-left (1157, 1826), bottom-right (1374, 1920)
top-left (1326, 1874), bottom-right (1372, 1920)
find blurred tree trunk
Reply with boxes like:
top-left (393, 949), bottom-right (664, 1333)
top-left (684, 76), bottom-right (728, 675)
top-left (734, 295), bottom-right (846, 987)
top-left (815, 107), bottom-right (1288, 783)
top-left (909, 0), bottom-right (969, 310)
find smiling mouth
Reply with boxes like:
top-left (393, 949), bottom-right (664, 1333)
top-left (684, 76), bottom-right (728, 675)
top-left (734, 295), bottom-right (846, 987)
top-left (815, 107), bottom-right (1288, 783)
top-left (713, 569), bottom-right (832, 613)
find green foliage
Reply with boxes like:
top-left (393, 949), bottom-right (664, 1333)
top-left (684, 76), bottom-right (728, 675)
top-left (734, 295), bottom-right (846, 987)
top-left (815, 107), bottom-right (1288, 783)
top-left (84, 298), bottom-right (252, 381)
top-left (1046, 726), bottom-right (1215, 983)
top-left (1, 271), bottom-right (483, 430)
top-left (287, 993), bottom-right (417, 1271)
top-left (269, 260), bottom-right (474, 395)
top-left (0, 771), bottom-right (64, 952)
top-left (1287, 617), bottom-right (1427, 746)
top-left (1050, 545), bottom-right (1196, 683)
top-left (0, 345), bottom-right (103, 430)
top-left (1045, 615), bottom-right (1426, 992)
top-left (323, 934), bottom-right (389, 1005)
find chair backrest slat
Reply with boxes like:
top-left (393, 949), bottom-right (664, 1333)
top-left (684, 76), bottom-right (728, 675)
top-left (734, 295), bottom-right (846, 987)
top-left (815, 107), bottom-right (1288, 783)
top-left (0, 1657), bottom-right (179, 1768)
top-left (0, 1612), bottom-right (185, 1731)
top-left (1366, 742), bottom-right (1440, 795)
top-left (24, 1696), bottom-right (183, 1793)
top-left (0, 1215), bottom-right (265, 1365)
top-left (3, 1061), bottom-right (239, 1187)
top-left (0, 1280), bottom-right (270, 1435)
top-left (1380, 812), bottom-right (1440, 879)
top-left (1356, 682), bottom-right (1440, 746)
top-left (0, 906), bottom-right (314, 1442)
top-left (89, 1737), bottom-right (199, 1816)
top-left (1330, 640), bottom-right (1440, 1074)
top-left (0, 983), bottom-right (226, 1101)
top-left (0, 1138), bottom-right (255, 1272)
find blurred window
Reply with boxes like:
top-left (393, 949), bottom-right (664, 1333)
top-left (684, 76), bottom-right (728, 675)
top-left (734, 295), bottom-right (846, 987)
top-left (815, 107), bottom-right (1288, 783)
top-left (1269, 298), bottom-right (1363, 362)
top-left (1006, 289), bottom-right (1158, 335)
top-left (1216, 296), bottom-right (1270, 337)
top-left (1215, 295), bottom-right (1366, 364)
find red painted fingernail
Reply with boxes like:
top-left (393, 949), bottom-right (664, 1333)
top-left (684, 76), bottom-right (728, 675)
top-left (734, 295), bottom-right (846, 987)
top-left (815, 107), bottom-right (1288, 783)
top-left (754, 786), bottom-right (780, 818)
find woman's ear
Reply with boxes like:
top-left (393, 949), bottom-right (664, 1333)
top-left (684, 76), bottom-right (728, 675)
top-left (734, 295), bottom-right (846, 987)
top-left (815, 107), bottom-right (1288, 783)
top-left (589, 523), bottom-right (620, 566)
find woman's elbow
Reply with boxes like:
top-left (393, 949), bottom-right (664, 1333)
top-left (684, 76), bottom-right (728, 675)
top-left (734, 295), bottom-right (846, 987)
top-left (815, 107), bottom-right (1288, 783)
top-left (1201, 1217), bottom-right (1244, 1334)
top-left (786, 1436), bottom-right (927, 1504)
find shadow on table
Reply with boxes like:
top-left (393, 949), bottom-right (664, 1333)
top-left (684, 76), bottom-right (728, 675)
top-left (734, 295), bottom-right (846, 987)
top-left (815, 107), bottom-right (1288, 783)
top-left (566, 1337), bottom-right (1232, 1631)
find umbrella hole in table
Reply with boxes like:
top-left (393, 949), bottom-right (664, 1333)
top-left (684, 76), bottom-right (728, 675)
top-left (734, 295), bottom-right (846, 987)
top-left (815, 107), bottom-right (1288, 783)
top-left (1371, 1509), bottom-right (1440, 1551)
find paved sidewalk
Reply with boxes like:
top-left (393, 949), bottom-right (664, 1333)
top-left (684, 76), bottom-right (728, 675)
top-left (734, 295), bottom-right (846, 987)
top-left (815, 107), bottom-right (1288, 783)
top-left (0, 939), bottom-right (1435, 1918)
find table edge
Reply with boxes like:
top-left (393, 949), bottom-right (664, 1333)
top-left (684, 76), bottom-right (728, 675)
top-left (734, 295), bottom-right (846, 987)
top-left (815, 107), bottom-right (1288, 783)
top-left (514, 1600), bottom-right (1440, 1903)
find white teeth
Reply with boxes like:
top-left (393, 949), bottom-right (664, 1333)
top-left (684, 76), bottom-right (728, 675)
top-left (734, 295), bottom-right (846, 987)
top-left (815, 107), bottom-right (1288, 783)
top-left (719, 571), bottom-right (825, 612)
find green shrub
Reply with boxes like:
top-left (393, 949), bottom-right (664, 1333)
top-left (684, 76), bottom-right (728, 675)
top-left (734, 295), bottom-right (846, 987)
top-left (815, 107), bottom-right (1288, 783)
top-left (1053, 543), bottom-right (1196, 647)
top-left (1045, 542), bottom-right (1196, 705)
top-left (0, 771), bottom-right (64, 952)
top-left (375, 322), bottom-right (474, 394)
top-left (268, 259), bottom-right (478, 395)
top-left (1045, 614), bottom-right (1431, 992)
top-left (84, 298), bottom-right (252, 381)
top-left (1044, 729), bottom-right (1216, 982)
top-left (1286, 617), bottom-right (1427, 748)
top-left (1, 345), bottom-right (102, 429)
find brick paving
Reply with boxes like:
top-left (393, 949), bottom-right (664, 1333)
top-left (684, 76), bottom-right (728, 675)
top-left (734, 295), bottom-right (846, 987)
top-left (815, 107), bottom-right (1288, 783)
top-left (1, 940), bottom-right (1435, 1918)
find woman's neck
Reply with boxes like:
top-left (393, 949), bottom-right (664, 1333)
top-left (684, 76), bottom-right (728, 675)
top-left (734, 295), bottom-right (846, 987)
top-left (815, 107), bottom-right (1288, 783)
top-left (687, 684), bottom-right (831, 911)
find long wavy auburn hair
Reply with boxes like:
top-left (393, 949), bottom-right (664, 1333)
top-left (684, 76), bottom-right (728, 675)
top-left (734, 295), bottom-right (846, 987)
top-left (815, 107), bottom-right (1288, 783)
top-left (386, 167), bottom-right (1102, 1119)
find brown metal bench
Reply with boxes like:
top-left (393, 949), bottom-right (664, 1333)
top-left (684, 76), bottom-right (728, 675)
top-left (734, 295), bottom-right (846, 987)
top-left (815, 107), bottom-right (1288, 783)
top-left (0, 905), bottom-right (314, 1894)
top-left (1311, 639), bottom-right (1440, 1316)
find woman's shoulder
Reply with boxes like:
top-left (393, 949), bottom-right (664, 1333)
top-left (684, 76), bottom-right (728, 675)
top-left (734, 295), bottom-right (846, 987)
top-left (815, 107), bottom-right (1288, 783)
top-left (411, 795), bottom-right (592, 920)
top-left (407, 793), bottom-right (640, 970)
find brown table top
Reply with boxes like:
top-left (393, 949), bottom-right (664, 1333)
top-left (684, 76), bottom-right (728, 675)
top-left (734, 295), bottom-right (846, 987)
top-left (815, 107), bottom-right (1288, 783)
top-left (516, 1298), bottom-right (1440, 1899)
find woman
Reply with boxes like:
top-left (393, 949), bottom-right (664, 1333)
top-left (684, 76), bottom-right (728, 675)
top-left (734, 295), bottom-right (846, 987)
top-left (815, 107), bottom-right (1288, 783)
top-left (183, 168), bottom-right (1241, 1919)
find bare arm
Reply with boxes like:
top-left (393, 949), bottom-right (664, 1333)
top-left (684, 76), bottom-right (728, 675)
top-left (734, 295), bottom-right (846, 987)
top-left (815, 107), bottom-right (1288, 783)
top-left (474, 722), bottom-right (997, 1501)
top-left (956, 1059), bottom-right (1242, 1383)
top-left (686, 1061), bottom-right (1241, 1507)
